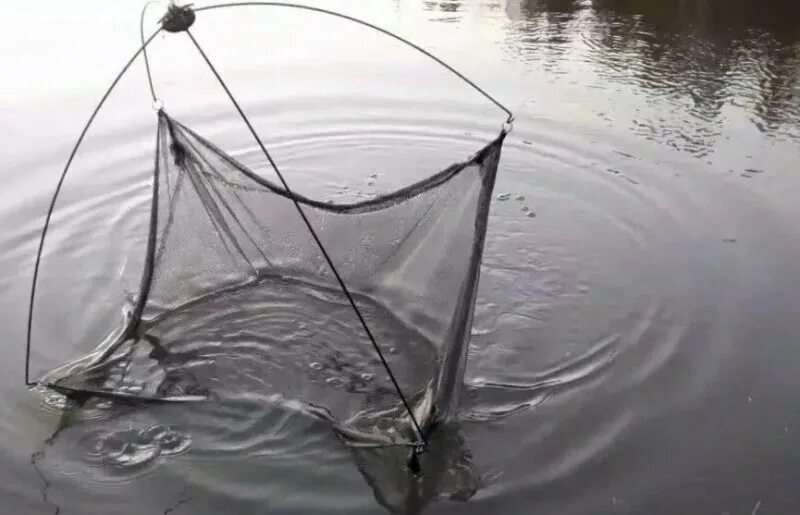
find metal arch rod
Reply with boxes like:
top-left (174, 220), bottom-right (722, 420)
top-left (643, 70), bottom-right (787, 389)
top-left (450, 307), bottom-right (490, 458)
top-left (24, 28), bottom-right (163, 387)
top-left (194, 1), bottom-right (514, 124)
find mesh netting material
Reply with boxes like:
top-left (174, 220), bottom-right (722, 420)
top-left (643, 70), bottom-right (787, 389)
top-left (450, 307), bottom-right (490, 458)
top-left (43, 111), bottom-right (505, 445)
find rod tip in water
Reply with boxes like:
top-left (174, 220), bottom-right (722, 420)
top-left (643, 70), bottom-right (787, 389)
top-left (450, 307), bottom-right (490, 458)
top-left (408, 449), bottom-right (421, 475)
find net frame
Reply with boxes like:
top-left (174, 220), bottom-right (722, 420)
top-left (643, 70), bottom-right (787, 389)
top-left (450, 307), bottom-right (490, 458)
top-left (25, 2), bottom-right (513, 453)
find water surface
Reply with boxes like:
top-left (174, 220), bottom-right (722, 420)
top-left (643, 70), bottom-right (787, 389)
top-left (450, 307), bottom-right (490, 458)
top-left (2, 0), bottom-right (800, 513)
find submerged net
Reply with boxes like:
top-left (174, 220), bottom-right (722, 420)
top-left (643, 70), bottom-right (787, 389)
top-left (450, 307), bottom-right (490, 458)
top-left (39, 110), bottom-right (505, 445)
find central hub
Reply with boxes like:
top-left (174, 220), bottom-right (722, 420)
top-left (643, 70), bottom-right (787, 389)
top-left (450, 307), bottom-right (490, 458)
top-left (161, 3), bottom-right (196, 33)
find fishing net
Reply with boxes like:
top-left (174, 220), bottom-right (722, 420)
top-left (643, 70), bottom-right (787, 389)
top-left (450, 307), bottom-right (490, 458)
top-left (38, 111), bottom-right (506, 445)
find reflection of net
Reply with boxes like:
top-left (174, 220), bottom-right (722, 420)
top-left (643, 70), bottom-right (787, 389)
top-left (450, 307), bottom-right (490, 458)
top-left (43, 111), bottom-right (505, 444)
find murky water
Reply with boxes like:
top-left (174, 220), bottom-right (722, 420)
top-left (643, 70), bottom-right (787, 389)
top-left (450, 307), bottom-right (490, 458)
top-left (2, 0), bottom-right (800, 513)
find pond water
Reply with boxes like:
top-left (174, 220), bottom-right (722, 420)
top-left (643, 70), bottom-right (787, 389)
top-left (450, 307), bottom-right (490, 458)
top-left (2, 0), bottom-right (799, 514)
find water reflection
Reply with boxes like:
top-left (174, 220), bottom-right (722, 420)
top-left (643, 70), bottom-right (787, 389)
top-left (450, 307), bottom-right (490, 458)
top-left (424, 1), bottom-right (462, 13)
top-left (590, 0), bottom-right (800, 129)
top-left (517, 0), bottom-right (583, 16)
top-left (424, 0), bottom-right (465, 23)
top-left (505, 0), bottom-right (800, 154)
top-left (507, 0), bottom-right (582, 42)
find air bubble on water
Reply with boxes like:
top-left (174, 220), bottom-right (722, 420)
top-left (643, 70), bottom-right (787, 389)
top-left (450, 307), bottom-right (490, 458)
top-left (43, 392), bottom-right (68, 410)
top-left (106, 443), bottom-right (158, 468)
top-left (496, 193), bottom-right (511, 201)
top-left (137, 426), bottom-right (162, 445)
top-left (139, 425), bottom-right (191, 456)
top-left (388, 347), bottom-right (398, 354)
top-left (81, 430), bottom-right (110, 465)
top-left (94, 429), bottom-right (160, 468)
top-left (92, 399), bottom-right (113, 410)
top-left (326, 377), bottom-right (344, 389)
top-left (360, 373), bottom-right (374, 382)
top-left (310, 361), bottom-right (323, 370)
top-left (158, 432), bottom-right (191, 455)
top-left (515, 195), bottom-right (525, 201)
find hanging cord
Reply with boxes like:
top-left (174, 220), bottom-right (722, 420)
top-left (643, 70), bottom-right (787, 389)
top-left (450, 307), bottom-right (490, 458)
top-left (194, 2), bottom-right (514, 126)
top-left (24, 28), bottom-right (163, 387)
top-left (140, 1), bottom-right (163, 105)
top-left (184, 29), bottom-right (428, 447)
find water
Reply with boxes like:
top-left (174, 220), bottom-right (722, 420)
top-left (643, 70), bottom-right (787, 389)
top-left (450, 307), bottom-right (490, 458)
top-left (51, 276), bottom-right (438, 438)
top-left (2, 0), bottom-right (800, 513)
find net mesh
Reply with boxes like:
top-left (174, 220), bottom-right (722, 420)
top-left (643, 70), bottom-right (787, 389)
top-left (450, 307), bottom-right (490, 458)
top-left (42, 111), bottom-right (505, 445)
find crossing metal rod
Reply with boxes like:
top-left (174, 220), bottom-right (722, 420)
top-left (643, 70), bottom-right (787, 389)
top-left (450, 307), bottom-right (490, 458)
top-left (184, 28), bottom-right (428, 448)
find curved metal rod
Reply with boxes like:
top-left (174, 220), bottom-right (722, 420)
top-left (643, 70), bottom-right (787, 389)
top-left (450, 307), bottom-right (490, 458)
top-left (194, 1), bottom-right (514, 125)
top-left (25, 28), bottom-right (163, 386)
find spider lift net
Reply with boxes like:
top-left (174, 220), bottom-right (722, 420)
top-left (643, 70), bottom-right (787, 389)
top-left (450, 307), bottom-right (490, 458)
top-left (42, 111), bottom-right (505, 445)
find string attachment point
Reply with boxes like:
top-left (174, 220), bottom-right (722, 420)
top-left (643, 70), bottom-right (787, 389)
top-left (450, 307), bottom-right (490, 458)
top-left (503, 114), bottom-right (514, 134)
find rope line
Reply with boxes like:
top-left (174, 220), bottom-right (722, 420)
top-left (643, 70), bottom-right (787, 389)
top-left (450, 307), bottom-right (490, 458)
top-left (140, 1), bottom-right (162, 104)
top-left (24, 28), bottom-right (163, 387)
top-left (194, 1), bottom-right (514, 125)
top-left (185, 29), bottom-right (428, 447)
